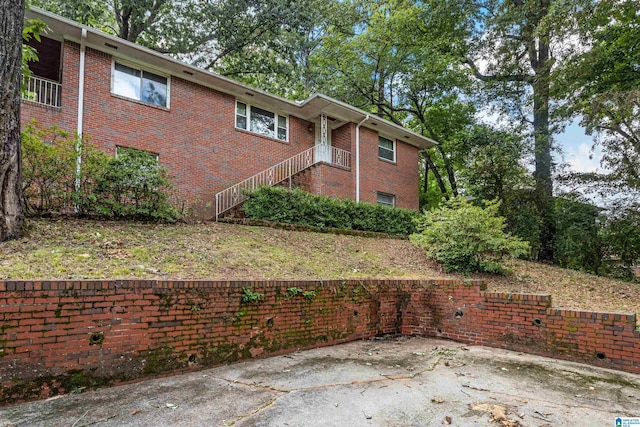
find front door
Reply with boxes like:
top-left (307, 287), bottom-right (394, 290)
top-left (314, 114), bottom-right (331, 163)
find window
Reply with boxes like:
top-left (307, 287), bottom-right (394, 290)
top-left (112, 62), bottom-right (168, 108)
top-left (377, 192), bottom-right (396, 207)
top-left (236, 100), bottom-right (288, 141)
top-left (115, 147), bottom-right (160, 186)
top-left (378, 136), bottom-right (396, 162)
top-left (116, 146), bottom-right (159, 161)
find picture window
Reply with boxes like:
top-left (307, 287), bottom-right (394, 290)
top-left (236, 100), bottom-right (288, 141)
top-left (113, 62), bottom-right (169, 108)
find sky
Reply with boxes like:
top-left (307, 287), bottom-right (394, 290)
top-left (558, 120), bottom-right (602, 175)
top-left (477, 107), bottom-right (603, 174)
top-left (477, 108), bottom-right (609, 204)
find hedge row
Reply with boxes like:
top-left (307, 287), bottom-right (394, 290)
top-left (241, 186), bottom-right (418, 235)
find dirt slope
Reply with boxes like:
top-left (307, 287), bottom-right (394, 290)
top-left (1, 219), bottom-right (638, 316)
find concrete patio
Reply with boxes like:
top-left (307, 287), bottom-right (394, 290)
top-left (1, 336), bottom-right (638, 426)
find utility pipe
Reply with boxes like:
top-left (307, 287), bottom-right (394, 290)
top-left (74, 28), bottom-right (87, 212)
top-left (355, 114), bottom-right (369, 202)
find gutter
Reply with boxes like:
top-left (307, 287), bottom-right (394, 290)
top-left (74, 28), bottom-right (87, 212)
top-left (26, 8), bottom-right (438, 151)
top-left (355, 114), bottom-right (369, 203)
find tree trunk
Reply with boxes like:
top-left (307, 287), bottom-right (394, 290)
top-left (436, 145), bottom-right (458, 197)
top-left (531, 25), bottom-right (555, 262)
top-left (0, 0), bottom-right (25, 241)
top-left (425, 150), bottom-right (449, 200)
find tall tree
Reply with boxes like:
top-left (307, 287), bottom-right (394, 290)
top-left (31, 0), bottom-right (329, 85)
top-left (29, 0), bottom-right (113, 32)
top-left (457, 124), bottom-right (531, 204)
top-left (314, 0), bottom-right (477, 205)
top-left (203, 0), bottom-right (344, 97)
top-left (29, 0), bottom-right (167, 42)
top-left (0, 0), bottom-right (26, 241)
top-left (562, 0), bottom-right (640, 200)
top-left (462, 0), bottom-right (593, 261)
top-left (113, 0), bottom-right (168, 42)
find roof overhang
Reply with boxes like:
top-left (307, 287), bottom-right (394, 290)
top-left (27, 7), bottom-right (438, 149)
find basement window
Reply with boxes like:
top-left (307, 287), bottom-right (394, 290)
top-left (377, 192), bottom-right (396, 207)
top-left (112, 62), bottom-right (169, 108)
top-left (115, 147), bottom-right (160, 189)
top-left (236, 100), bottom-right (288, 141)
top-left (115, 146), bottom-right (159, 162)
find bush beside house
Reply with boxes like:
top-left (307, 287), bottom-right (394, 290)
top-left (242, 186), bottom-right (419, 235)
top-left (21, 122), bottom-right (180, 222)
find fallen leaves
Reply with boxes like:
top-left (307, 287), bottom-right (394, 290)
top-left (471, 403), bottom-right (521, 427)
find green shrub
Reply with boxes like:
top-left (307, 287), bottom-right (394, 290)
top-left (93, 148), bottom-right (180, 222)
top-left (598, 205), bottom-right (640, 281)
top-left (410, 197), bottom-right (530, 273)
top-left (21, 121), bottom-right (109, 215)
top-left (241, 186), bottom-right (418, 235)
top-left (554, 197), bottom-right (604, 273)
top-left (21, 121), bottom-right (181, 222)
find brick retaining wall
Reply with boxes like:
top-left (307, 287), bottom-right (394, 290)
top-left (1, 279), bottom-right (638, 404)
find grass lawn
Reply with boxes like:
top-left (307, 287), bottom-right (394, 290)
top-left (1, 218), bottom-right (639, 317)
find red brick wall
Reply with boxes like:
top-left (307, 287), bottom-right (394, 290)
top-left (1, 279), bottom-right (639, 404)
top-left (310, 123), bottom-right (421, 209)
top-left (331, 122), bottom-right (353, 152)
top-left (319, 164), bottom-right (353, 200)
top-left (22, 43), bottom-right (317, 218)
top-left (79, 48), bottom-right (317, 217)
top-left (21, 40), bottom-right (79, 133)
top-left (294, 163), bottom-right (353, 200)
top-left (0, 279), bottom-right (403, 404)
top-left (20, 41), bottom-right (423, 217)
top-left (403, 283), bottom-right (640, 373)
top-left (358, 127), bottom-right (420, 210)
top-left (314, 123), bottom-right (356, 200)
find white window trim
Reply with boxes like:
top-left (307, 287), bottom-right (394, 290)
top-left (235, 99), bottom-right (289, 142)
top-left (111, 59), bottom-right (171, 109)
top-left (378, 135), bottom-right (396, 163)
top-left (377, 191), bottom-right (396, 207)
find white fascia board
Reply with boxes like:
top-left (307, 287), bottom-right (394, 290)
top-left (302, 95), bottom-right (438, 149)
top-left (27, 7), bottom-right (438, 150)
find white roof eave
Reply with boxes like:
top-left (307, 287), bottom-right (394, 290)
top-left (27, 7), bottom-right (437, 149)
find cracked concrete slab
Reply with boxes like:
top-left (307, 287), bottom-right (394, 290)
top-left (1, 337), bottom-right (638, 426)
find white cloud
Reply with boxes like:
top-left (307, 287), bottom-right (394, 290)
top-left (564, 142), bottom-right (603, 173)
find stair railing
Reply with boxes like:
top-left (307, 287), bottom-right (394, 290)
top-left (215, 145), bottom-right (351, 220)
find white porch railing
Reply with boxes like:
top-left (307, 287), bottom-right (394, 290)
top-left (215, 145), bottom-right (351, 220)
top-left (21, 75), bottom-right (62, 108)
top-left (331, 146), bottom-right (351, 169)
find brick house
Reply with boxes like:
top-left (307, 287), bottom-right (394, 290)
top-left (21, 8), bottom-right (436, 219)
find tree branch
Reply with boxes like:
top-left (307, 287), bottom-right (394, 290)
top-left (462, 57), bottom-right (532, 83)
